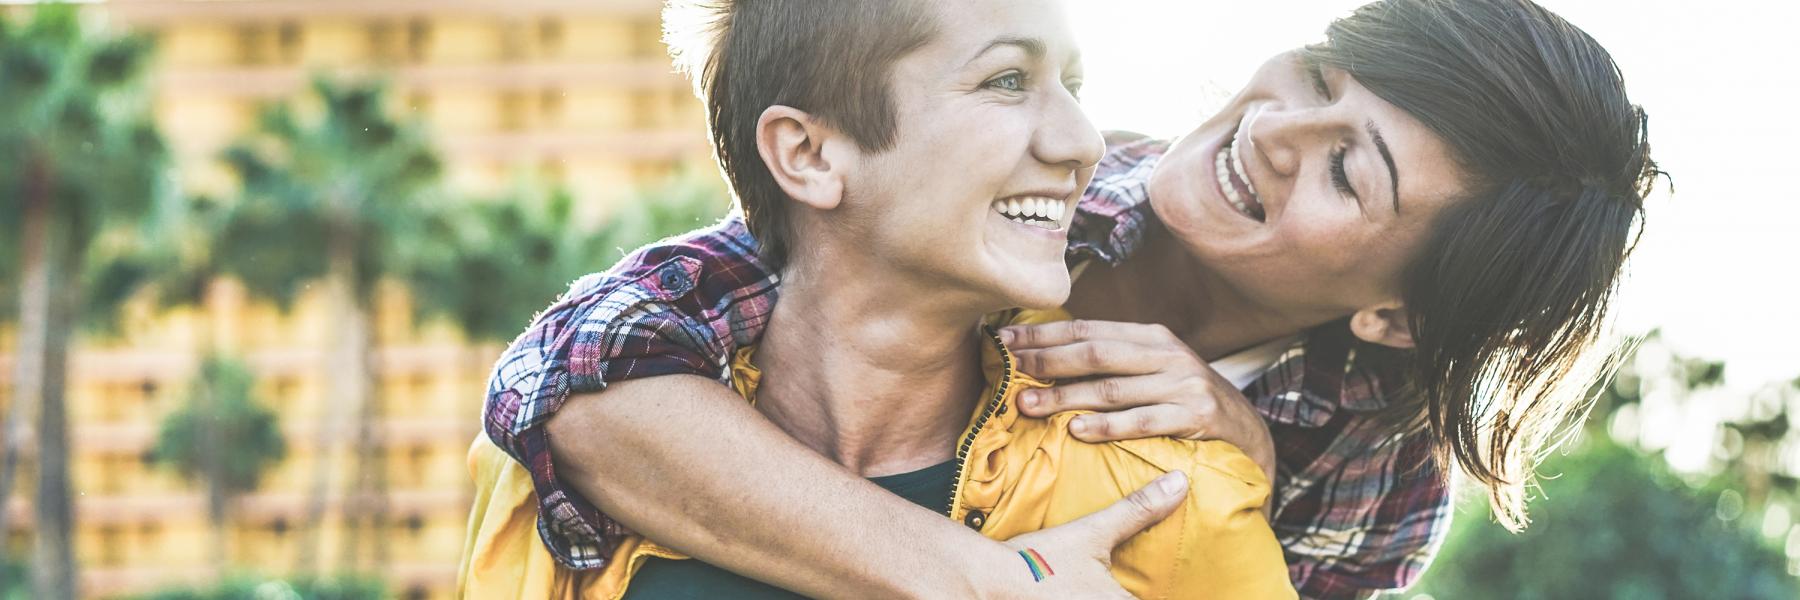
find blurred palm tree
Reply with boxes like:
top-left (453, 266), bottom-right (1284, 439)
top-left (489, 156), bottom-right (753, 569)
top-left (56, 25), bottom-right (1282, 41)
top-left (210, 77), bottom-right (442, 575)
top-left (409, 170), bottom-right (729, 345)
top-left (151, 356), bottom-right (286, 573)
top-left (0, 5), bottom-right (170, 597)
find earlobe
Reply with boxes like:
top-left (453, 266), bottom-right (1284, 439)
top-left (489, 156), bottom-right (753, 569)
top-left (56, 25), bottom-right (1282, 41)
top-left (1349, 304), bottom-right (1416, 349)
top-left (755, 106), bottom-right (846, 212)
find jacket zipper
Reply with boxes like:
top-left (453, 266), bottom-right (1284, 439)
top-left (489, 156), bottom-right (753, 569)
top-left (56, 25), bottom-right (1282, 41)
top-left (946, 325), bottom-right (1014, 518)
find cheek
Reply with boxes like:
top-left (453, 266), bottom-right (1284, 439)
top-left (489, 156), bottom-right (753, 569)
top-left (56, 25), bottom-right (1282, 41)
top-left (1278, 217), bottom-right (1392, 286)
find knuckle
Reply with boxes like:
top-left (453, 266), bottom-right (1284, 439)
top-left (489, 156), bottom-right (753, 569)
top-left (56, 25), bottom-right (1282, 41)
top-left (1123, 487), bottom-right (1157, 516)
top-left (1017, 352), bottom-right (1039, 374)
top-left (1097, 378), bottom-right (1124, 406)
top-left (1082, 342), bottom-right (1106, 365)
top-left (1177, 374), bottom-right (1208, 392)
top-left (1068, 319), bottom-right (1093, 340)
top-left (1132, 412), bottom-right (1155, 435)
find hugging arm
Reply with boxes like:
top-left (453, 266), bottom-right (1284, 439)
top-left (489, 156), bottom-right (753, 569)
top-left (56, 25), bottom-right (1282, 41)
top-left (479, 219), bottom-right (1182, 598)
top-left (545, 376), bottom-right (1184, 599)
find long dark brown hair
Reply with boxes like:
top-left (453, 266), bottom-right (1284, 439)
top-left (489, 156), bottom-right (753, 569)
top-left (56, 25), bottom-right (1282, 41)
top-left (1306, 0), bottom-right (1660, 529)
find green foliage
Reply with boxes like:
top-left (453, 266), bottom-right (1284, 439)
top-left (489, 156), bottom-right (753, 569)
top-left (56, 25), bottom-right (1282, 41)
top-left (1412, 334), bottom-right (1800, 598)
top-left (152, 357), bottom-right (286, 497)
top-left (410, 169), bottom-right (729, 342)
top-left (1411, 435), bottom-right (1798, 599)
top-left (213, 77), bottom-right (443, 308)
top-left (596, 168), bottom-right (732, 257)
top-left (132, 574), bottom-right (385, 600)
top-left (0, 1), bottom-right (173, 325)
top-left (0, 555), bottom-right (25, 600)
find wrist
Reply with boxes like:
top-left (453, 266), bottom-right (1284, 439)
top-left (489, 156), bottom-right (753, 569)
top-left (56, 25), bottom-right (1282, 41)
top-left (961, 541), bottom-right (1039, 600)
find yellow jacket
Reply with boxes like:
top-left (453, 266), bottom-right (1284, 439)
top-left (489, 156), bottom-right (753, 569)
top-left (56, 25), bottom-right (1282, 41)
top-left (459, 309), bottom-right (1297, 599)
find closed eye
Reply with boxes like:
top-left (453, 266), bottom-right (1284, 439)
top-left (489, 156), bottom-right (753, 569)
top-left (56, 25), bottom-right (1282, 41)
top-left (1306, 59), bottom-right (1331, 100)
top-left (1330, 145), bottom-right (1357, 199)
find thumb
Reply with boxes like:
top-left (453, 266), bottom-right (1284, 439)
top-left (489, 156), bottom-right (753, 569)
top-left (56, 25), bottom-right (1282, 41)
top-left (1070, 470), bottom-right (1189, 551)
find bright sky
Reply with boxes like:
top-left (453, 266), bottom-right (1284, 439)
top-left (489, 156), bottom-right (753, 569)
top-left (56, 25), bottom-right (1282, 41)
top-left (1068, 0), bottom-right (1800, 389)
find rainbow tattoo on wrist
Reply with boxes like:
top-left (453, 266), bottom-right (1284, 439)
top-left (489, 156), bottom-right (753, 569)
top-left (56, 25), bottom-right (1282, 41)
top-left (1017, 548), bottom-right (1055, 582)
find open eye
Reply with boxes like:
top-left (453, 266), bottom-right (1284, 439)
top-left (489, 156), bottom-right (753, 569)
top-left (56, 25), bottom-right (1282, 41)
top-left (985, 71), bottom-right (1025, 92)
top-left (1059, 78), bottom-right (1079, 99)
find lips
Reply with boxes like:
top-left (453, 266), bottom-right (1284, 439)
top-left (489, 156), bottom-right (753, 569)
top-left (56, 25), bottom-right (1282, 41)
top-left (1213, 136), bottom-right (1266, 222)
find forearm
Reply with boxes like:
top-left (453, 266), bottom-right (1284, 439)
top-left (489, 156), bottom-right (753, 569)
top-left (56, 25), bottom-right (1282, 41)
top-left (545, 375), bottom-right (1023, 599)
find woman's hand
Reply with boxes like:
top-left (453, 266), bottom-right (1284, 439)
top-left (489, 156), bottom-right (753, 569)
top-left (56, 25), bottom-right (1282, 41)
top-left (978, 471), bottom-right (1191, 600)
top-left (1001, 320), bottom-right (1279, 489)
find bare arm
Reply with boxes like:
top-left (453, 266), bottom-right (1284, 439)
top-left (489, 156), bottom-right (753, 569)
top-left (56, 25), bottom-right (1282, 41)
top-left (546, 375), bottom-right (1184, 599)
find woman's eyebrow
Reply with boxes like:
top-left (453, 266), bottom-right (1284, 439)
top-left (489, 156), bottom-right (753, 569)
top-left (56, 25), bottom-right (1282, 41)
top-left (1368, 120), bottom-right (1400, 215)
top-left (965, 36), bottom-right (1045, 67)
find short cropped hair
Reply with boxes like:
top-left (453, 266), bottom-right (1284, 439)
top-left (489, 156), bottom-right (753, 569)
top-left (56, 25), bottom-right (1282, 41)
top-left (664, 1), bottom-right (937, 268)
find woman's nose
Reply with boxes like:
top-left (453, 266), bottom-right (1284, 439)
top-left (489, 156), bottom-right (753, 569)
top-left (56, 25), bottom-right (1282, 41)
top-left (1032, 86), bottom-right (1104, 172)
top-left (1247, 104), bottom-right (1333, 178)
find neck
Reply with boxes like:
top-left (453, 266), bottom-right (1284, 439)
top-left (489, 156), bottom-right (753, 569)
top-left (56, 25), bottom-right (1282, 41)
top-left (1068, 224), bottom-right (1309, 361)
top-left (753, 244), bottom-right (990, 477)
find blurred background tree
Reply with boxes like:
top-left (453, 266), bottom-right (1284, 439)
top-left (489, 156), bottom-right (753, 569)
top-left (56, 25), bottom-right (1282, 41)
top-left (0, 5), bottom-right (170, 597)
top-left (409, 168), bottom-right (729, 345)
top-left (209, 77), bottom-right (443, 575)
top-left (133, 574), bottom-right (384, 600)
top-left (151, 356), bottom-right (286, 575)
top-left (1408, 334), bottom-right (1800, 598)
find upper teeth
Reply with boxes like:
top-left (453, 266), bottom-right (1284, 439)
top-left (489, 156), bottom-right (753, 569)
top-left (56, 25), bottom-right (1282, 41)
top-left (1215, 141), bottom-right (1260, 218)
top-left (993, 196), bottom-right (1067, 229)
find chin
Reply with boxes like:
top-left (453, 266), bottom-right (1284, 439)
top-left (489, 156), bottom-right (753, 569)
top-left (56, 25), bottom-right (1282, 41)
top-left (1002, 268), bottom-right (1072, 310)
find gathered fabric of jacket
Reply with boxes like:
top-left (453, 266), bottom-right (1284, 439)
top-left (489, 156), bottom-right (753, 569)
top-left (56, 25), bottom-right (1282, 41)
top-left (458, 308), bottom-right (1297, 600)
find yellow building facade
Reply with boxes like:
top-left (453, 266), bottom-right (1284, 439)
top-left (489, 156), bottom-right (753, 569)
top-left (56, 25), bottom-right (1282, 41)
top-left (1, 0), bottom-right (711, 597)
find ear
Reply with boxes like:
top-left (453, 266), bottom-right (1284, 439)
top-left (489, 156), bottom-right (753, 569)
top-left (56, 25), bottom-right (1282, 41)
top-left (756, 105), bottom-right (853, 212)
top-left (1349, 303), bottom-right (1416, 349)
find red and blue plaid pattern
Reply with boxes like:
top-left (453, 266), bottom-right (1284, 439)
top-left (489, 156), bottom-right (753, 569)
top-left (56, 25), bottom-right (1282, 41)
top-left (481, 136), bottom-right (1452, 599)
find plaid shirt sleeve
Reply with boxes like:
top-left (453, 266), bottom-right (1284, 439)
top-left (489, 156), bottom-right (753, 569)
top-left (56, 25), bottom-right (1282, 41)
top-left (481, 216), bottom-right (779, 569)
top-left (1280, 429), bottom-right (1453, 599)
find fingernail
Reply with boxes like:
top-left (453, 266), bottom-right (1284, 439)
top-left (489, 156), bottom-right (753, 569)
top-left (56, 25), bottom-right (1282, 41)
top-left (1069, 418), bottom-right (1088, 434)
top-left (1020, 391), bottom-right (1039, 410)
top-left (1158, 471), bottom-right (1189, 497)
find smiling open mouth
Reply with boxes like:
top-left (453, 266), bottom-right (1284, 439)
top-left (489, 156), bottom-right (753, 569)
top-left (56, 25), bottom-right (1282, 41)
top-left (1214, 136), bottom-right (1267, 222)
top-left (992, 196), bottom-right (1067, 230)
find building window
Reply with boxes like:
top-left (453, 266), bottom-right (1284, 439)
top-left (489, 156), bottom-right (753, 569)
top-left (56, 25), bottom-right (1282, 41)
top-left (406, 18), bottom-right (432, 63)
top-left (539, 89), bottom-right (564, 125)
top-left (276, 21), bottom-right (302, 64)
top-left (368, 20), bottom-right (400, 64)
top-left (235, 25), bottom-right (268, 66)
top-left (537, 18), bottom-right (564, 58)
top-left (98, 526), bottom-right (123, 566)
top-left (500, 22), bottom-right (529, 62)
top-left (499, 92), bottom-right (528, 132)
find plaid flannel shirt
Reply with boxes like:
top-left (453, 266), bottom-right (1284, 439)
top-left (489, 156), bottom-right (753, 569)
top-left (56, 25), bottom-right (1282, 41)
top-left (481, 136), bottom-right (1453, 599)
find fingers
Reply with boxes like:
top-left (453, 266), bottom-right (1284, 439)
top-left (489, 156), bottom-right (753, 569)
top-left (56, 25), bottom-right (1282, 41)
top-left (1067, 471), bottom-right (1189, 551)
top-left (1018, 374), bottom-right (1186, 416)
top-left (1000, 319), bottom-right (1175, 350)
top-left (1013, 341), bottom-right (1177, 379)
top-left (1066, 404), bottom-right (1207, 443)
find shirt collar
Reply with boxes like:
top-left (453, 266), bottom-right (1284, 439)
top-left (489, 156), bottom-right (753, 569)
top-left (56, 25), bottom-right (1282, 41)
top-left (1244, 321), bottom-right (1407, 427)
